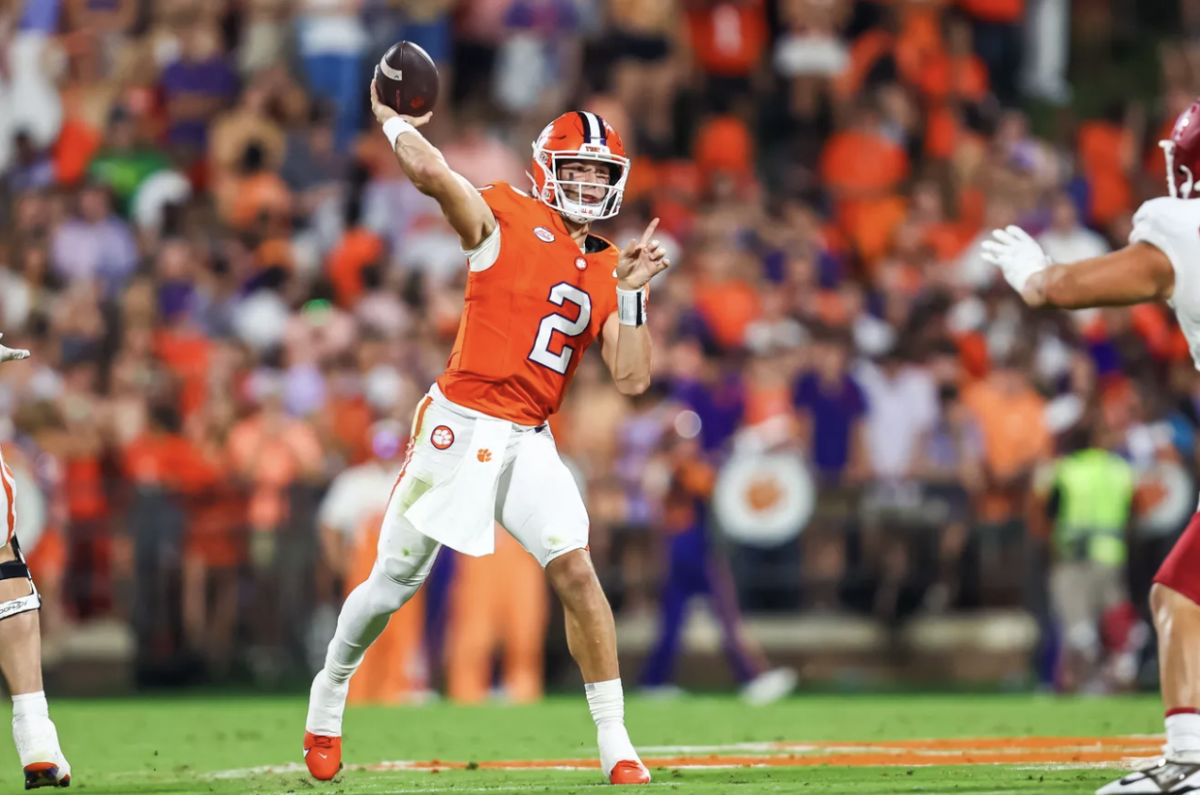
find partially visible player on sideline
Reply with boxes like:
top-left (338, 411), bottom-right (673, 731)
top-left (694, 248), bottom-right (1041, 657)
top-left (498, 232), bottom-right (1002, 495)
top-left (0, 334), bottom-right (72, 789)
top-left (303, 77), bottom-right (669, 784)
top-left (983, 100), bottom-right (1200, 795)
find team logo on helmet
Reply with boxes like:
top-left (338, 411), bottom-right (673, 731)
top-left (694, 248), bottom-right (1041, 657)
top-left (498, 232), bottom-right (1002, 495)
top-left (430, 425), bottom-right (455, 450)
top-left (534, 227), bottom-right (556, 243)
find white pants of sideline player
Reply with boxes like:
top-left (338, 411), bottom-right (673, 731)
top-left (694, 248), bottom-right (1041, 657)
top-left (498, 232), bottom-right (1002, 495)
top-left (308, 384), bottom-right (590, 735)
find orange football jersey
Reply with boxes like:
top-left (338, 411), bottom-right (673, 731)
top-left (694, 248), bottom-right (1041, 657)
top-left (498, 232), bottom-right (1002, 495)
top-left (436, 182), bottom-right (621, 425)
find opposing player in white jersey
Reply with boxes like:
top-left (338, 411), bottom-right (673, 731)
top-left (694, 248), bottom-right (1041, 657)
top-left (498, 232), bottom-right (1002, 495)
top-left (984, 100), bottom-right (1200, 795)
top-left (0, 334), bottom-right (72, 789)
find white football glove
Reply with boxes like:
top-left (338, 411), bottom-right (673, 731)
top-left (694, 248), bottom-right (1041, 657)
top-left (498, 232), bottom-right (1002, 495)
top-left (980, 225), bottom-right (1052, 293)
top-left (0, 334), bottom-right (30, 364)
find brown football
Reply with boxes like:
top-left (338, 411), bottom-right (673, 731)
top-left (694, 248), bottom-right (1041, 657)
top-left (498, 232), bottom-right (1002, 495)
top-left (374, 41), bottom-right (439, 117)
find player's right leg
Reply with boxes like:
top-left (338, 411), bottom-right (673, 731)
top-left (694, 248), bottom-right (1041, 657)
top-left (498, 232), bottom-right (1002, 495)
top-left (304, 510), bottom-right (442, 780)
top-left (1098, 514), bottom-right (1200, 794)
top-left (1, 537), bottom-right (71, 789)
top-left (304, 397), bottom-right (449, 780)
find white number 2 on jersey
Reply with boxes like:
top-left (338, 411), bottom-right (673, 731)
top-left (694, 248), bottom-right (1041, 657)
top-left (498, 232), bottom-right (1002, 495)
top-left (528, 283), bottom-right (592, 375)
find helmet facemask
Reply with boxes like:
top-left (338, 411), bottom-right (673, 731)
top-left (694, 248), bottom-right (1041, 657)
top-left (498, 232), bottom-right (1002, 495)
top-left (1161, 140), bottom-right (1197, 199)
top-left (531, 145), bottom-right (629, 224)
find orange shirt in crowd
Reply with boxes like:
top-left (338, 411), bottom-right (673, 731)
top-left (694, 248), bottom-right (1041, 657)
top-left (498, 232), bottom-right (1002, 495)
top-left (327, 394), bottom-right (375, 466)
top-left (694, 115), bottom-right (754, 178)
top-left (1078, 120), bottom-right (1135, 227)
top-left (743, 382), bottom-right (793, 426)
top-left (686, 0), bottom-right (768, 77)
top-left (963, 379), bottom-right (1049, 478)
top-left (957, 0), bottom-right (1023, 23)
top-left (154, 328), bottom-right (214, 419)
top-left (962, 376), bottom-right (1049, 520)
top-left (820, 130), bottom-right (910, 200)
top-left (65, 456), bottom-right (107, 522)
top-left (228, 172), bottom-right (292, 229)
top-left (836, 30), bottom-right (893, 99)
top-left (918, 54), bottom-right (990, 103)
top-left (328, 228), bottom-right (385, 308)
top-left (123, 433), bottom-right (199, 486)
top-left (693, 278), bottom-right (762, 349)
top-left (53, 120), bottom-right (103, 186)
top-left (228, 414), bottom-right (323, 529)
top-left (820, 129), bottom-right (910, 265)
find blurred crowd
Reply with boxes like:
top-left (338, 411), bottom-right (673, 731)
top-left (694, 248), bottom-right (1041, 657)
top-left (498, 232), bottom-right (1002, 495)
top-left (1, 0), bottom-right (1200, 693)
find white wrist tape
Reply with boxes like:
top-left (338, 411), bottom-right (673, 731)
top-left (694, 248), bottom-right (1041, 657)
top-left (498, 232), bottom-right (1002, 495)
top-left (617, 287), bottom-right (647, 327)
top-left (383, 117), bottom-right (417, 148)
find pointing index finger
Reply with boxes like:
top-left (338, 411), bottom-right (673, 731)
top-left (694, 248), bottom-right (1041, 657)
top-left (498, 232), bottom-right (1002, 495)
top-left (640, 218), bottom-right (660, 249)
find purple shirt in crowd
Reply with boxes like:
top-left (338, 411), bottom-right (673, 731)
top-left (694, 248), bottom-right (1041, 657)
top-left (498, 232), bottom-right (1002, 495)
top-left (160, 57), bottom-right (239, 150)
top-left (793, 372), bottom-right (865, 478)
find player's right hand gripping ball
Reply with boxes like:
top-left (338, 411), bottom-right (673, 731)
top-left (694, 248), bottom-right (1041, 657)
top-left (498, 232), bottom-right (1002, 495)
top-left (375, 41), bottom-right (440, 117)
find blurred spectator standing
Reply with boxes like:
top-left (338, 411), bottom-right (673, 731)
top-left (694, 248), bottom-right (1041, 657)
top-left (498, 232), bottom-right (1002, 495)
top-left (1034, 421), bottom-right (1137, 694)
top-left (296, 0), bottom-right (369, 152)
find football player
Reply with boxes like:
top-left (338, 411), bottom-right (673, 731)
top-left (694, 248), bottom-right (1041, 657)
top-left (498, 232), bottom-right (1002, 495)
top-left (302, 77), bottom-right (669, 784)
top-left (983, 100), bottom-right (1200, 795)
top-left (0, 335), bottom-right (72, 789)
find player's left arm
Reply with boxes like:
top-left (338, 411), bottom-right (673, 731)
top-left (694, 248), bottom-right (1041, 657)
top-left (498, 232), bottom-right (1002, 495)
top-left (600, 219), bottom-right (670, 396)
top-left (982, 225), bottom-right (1174, 309)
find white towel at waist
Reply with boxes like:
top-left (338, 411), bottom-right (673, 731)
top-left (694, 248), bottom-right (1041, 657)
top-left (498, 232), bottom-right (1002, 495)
top-left (403, 415), bottom-right (512, 557)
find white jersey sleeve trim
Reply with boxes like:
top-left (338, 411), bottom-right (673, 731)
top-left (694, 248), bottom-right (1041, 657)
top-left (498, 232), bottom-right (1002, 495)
top-left (1129, 200), bottom-right (1186, 307)
top-left (463, 224), bottom-right (501, 273)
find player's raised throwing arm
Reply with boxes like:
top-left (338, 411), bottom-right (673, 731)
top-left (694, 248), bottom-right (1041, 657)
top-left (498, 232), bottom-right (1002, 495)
top-left (982, 224), bottom-right (1175, 309)
top-left (601, 219), bottom-right (670, 395)
top-left (369, 79), bottom-right (496, 250)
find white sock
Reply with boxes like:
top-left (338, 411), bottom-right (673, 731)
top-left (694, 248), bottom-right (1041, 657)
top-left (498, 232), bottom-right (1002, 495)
top-left (585, 679), bottom-right (625, 730)
top-left (1167, 712), bottom-right (1200, 755)
top-left (586, 679), bottom-right (640, 775)
top-left (12, 692), bottom-right (65, 770)
top-left (12, 692), bottom-right (48, 723)
top-left (307, 671), bottom-right (349, 737)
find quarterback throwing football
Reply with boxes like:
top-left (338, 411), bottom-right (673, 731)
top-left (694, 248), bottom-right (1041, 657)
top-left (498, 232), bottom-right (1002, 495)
top-left (984, 99), bottom-right (1200, 795)
top-left (303, 79), bottom-right (669, 784)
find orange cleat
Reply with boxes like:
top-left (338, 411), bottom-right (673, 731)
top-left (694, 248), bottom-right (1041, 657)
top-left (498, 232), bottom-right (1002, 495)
top-left (607, 760), bottom-right (651, 785)
top-left (303, 732), bottom-right (342, 781)
top-left (24, 761), bottom-right (70, 789)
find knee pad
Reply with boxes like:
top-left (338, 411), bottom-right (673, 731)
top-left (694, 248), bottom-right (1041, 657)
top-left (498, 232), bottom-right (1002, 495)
top-left (0, 536), bottom-right (41, 622)
top-left (368, 564), bottom-right (423, 613)
top-left (379, 553), bottom-right (431, 590)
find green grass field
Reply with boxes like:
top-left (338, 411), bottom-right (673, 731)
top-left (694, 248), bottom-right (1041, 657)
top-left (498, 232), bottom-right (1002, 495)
top-left (0, 694), bottom-right (1167, 794)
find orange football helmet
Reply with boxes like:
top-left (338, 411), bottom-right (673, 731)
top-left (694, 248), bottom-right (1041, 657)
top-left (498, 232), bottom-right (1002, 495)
top-left (530, 111), bottom-right (630, 224)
